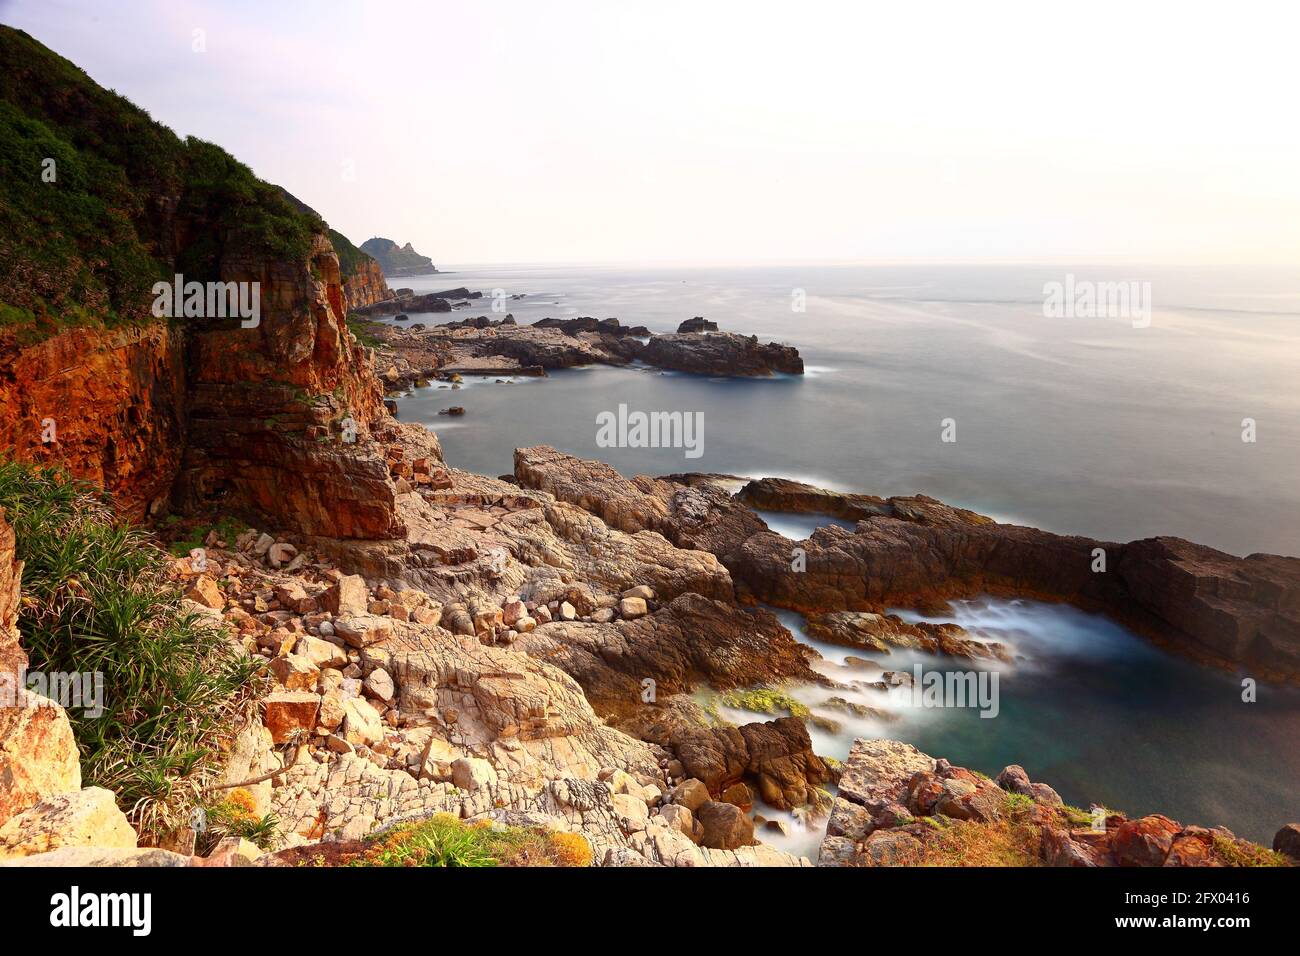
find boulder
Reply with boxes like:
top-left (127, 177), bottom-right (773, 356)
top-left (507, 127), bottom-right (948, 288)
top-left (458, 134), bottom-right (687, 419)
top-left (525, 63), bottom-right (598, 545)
top-left (267, 543), bottom-right (297, 567)
top-left (333, 614), bottom-right (393, 648)
top-left (696, 801), bottom-right (754, 850)
top-left (0, 787), bottom-right (136, 858)
top-left (0, 690), bottom-right (82, 826)
top-left (340, 697), bottom-right (384, 747)
top-left (995, 764), bottom-right (1032, 795)
top-left (184, 575), bottom-right (224, 610)
top-left (1112, 814), bottom-right (1181, 867)
top-left (269, 654), bottom-right (319, 692)
top-left (611, 792), bottom-right (649, 829)
top-left (1272, 823), bottom-right (1300, 861)
top-left (451, 757), bottom-right (497, 792)
top-left (657, 803), bottom-right (701, 844)
top-left (322, 575), bottom-right (369, 617)
top-left (362, 668), bottom-right (395, 703)
top-left (672, 778), bottom-right (711, 813)
top-left (317, 693), bottom-right (346, 731)
top-left (618, 597), bottom-right (648, 619)
top-left (862, 828), bottom-right (922, 865)
top-left (296, 635), bottom-right (347, 669)
top-left (262, 692), bottom-right (320, 743)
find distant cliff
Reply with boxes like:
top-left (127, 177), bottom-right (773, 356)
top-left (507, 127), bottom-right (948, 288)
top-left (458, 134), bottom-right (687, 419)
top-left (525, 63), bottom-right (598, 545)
top-left (359, 237), bottom-right (438, 277)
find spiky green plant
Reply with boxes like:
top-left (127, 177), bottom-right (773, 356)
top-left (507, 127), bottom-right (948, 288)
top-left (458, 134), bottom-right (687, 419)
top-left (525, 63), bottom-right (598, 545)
top-left (0, 459), bottom-right (266, 838)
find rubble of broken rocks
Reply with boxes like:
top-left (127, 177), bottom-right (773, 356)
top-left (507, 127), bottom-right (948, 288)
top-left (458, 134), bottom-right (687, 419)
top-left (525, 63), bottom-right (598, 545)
top-left (154, 500), bottom-right (823, 866)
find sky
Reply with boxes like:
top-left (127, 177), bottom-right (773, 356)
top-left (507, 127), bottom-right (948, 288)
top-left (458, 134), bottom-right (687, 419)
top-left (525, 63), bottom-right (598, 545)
top-left (3, 0), bottom-right (1299, 266)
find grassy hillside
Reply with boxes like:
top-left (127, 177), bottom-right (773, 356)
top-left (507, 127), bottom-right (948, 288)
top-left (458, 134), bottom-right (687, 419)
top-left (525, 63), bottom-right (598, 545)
top-left (0, 26), bottom-right (325, 338)
top-left (329, 228), bottom-right (377, 278)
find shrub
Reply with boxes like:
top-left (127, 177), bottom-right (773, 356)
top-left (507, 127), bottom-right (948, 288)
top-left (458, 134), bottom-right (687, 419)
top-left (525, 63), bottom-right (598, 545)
top-left (333, 814), bottom-right (594, 868)
top-left (1211, 835), bottom-right (1289, 868)
top-left (0, 459), bottom-right (266, 838)
top-left (197, 788), bottom-right (280, 853)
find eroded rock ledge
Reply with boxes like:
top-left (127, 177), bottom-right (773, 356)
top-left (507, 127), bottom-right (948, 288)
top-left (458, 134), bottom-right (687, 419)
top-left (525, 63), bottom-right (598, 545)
top-left (512, 450), bottom-right (1300, 682)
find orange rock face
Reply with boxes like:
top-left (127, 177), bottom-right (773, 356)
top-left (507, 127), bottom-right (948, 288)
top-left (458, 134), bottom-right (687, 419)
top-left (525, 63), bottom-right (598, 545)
top-left (1, 230), bottom-right (413, 542)
top-left (174, 235), bottom-right (406, 540)
top-left (0, 324), bottom-right (186, 521)
top-left (342, 258), bottom-right (393, 313)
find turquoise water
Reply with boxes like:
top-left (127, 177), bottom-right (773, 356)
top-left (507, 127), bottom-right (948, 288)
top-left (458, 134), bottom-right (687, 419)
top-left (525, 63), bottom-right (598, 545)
top-left (392, 262), bottom-right (1300, 847)
top-left (775, 598), bottom-right (1300, 847)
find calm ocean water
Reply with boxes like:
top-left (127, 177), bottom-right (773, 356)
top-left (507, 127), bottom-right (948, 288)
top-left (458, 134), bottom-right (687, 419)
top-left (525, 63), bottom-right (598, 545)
top-left (392, 261), bottom-right (1300, 556)
top-left (392, 262), bottom-right (1300, 847)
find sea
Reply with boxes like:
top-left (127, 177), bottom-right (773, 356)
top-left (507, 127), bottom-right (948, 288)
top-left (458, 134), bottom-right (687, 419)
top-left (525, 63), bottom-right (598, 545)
top-left (388, 261), bottom-right (1300, 852)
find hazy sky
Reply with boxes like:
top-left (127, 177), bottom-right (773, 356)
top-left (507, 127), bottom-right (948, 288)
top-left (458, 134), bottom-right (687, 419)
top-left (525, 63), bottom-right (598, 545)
top-left (4, 0), bottom-right (1298, 265)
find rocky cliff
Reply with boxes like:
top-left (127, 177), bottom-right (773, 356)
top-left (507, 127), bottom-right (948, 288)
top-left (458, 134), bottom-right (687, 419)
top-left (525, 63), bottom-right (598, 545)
top-left (0, 324), bottom-right (186, 521)
top-left (0, 26), bottom-right (405, 540)
top-left (326, 228), bottom-right (393, 313)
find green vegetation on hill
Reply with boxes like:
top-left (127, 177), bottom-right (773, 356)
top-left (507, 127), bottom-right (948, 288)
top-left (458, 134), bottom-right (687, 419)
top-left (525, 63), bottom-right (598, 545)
top-left (0, 459), bottom-right (266, 838)
top-left (328, 229), bottom-right (376, 279)
top-left (0, 26), bottom-right (326, 338)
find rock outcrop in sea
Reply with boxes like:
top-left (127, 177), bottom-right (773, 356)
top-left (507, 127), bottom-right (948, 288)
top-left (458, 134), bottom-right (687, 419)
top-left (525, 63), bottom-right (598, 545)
top-left (359, 237), bottom-right (439, 277)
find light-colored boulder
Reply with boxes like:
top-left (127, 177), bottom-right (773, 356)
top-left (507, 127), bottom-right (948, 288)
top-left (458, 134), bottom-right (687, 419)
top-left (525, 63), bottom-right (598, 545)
top-left (269, 654), bottom-right (319, 692)
top-left (501, 600), bottom-right (528, 626)
top-left (657, 803), bottom-right (701, 844)
top-left (340, 697), bottom-right (384, 747)
top-left (618, 597), bottom-right (648, 619)
top-left (362, 668), bottom-right (395, 703)
top-left (671, 778), bottom-right (710, 813)
top-left (296, 635), bottom-right (347, 669)
top-left (622, 585), bottom-right (655, 601)
top-left (318, 693), bottom-right (346, 730)
top-left (451, 757), bottom-right (497, 792)
top-left (267, 543), bottom-right (298, 568)
top-left (322, 575), bottom-right (369, 617)
top-left (333, 615), bottom-right (393, 648)
top-left (0, 690), bottom-right (82, 826)
top-left (0, 787), bottom-right (136, 858)
top-left (184, 575), bottom-right (224, 610)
